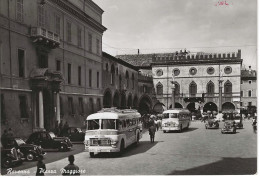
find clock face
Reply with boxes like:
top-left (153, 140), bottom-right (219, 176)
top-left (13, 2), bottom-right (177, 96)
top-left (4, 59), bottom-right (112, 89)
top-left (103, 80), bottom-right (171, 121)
top-left (156, 69), bottom-right (163, 76)
top-left (189, 67), bottom-right (197, 75)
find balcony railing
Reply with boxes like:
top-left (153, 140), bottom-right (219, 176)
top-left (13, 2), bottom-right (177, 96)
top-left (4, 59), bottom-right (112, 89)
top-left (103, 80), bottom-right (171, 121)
top-left (30, 27), bottom-right (60, 47)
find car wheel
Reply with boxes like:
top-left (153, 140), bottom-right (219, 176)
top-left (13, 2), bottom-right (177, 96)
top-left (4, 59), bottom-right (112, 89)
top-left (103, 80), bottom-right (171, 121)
top-left (179, 125), bottom-right (182, 133)
top-left (26, 153), bottom-right (35, 161)
top-left (89, 152), bottom-right (95, 158)
top-left (163, 130), bottom-right (166, 133)
top-left (119, 140), bottom-right (125, 155)
top-left (2, 157), bottom-right (12, 168)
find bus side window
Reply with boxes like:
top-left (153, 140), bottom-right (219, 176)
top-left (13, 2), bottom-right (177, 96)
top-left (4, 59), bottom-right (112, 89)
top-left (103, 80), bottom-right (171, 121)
top-left (122, 120), bottom-right (126, 128)
top-left (118, 120), bottom-right (122, 130)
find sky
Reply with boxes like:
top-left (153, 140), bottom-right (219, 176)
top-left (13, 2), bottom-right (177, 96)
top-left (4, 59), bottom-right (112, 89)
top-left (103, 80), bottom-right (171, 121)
top-left (93, 0), bottom-right (257, 70)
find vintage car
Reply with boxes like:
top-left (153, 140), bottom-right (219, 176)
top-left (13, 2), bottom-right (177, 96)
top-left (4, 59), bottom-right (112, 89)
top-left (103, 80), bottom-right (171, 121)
top-left (26, 131), bottom-right (73, 151)
top-left (3, 137), bottom-right (46, 161)
top-left (221, 120), bottom-right (236, 134)
top-left (233, 115), bottom-right (243, 129)
top-left (1, 142), bottom-right (23, 168)
top-left (205, 116), bottom-right (219, 129)
top-left (223, 110), bottom-right (243, 129)
top-left (62, 127), bottom-right (85, 142)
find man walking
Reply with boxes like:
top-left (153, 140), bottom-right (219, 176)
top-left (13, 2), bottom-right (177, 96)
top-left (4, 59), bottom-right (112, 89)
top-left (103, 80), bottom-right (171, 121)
top-left (61, 155), bottom-right (80, 176)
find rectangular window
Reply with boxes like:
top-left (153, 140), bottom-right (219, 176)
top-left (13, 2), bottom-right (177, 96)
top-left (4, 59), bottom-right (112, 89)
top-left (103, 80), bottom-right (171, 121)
top-left (38, 6), bottom-right (45, 27)
top-left (88, 33), bottom-right (92, 52)
top-left (96, 38), bottom-right (100, 55)
top-left (1, 94), bottom-right (6, 123)
top-left (68, 63), bottom-right (71, 84)
top-left (78, 66), bottom-right (81, 86)
top-left (78, 97), bottom-right (84, 115)
top-left (248, 90), bottom-right (252, 97)
top-left (89, 69), bottom-right (92, 87)
top-left (39, 54), bottom-right (48, 68)
top-left (19, 95), bottom-right (29, 118)
top-left (68, 97), bottom-right (75, 115)
top-left (77, 27), bottom-right (82, 47)
top-left (248, 102), bottom-right (252, 106)
top-left (16, 0), bottom-right (23, 22)
top-left (55, 15), bottom-right (61, 35)
top-left (240, 91), bottom-right (243, 97)
top-left (67, 22), bottom-right (72, 42)
top-left (97, 71), bottom-right (99, 88)
top-left (56, 60), bottom-right (61, 71)
top-left (18, 49), bottom-right (25, 77)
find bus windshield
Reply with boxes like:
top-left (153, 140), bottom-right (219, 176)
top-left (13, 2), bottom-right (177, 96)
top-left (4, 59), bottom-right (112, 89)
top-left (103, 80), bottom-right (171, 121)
top-left (87, 119), bottom-right (100, 130)
top-left (101, 119), bottom-right (117, 129)
top-left (163, 113), bottom-right (178, 119)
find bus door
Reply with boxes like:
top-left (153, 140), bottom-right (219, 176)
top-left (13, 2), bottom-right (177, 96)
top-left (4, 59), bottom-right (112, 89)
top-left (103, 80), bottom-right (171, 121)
top-left (126, 118), bottom-right (135, 145)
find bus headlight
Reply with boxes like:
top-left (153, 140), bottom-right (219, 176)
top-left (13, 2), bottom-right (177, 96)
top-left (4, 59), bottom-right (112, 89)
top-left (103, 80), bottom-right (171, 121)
top-left (111, 140), bottom-right (118, 145)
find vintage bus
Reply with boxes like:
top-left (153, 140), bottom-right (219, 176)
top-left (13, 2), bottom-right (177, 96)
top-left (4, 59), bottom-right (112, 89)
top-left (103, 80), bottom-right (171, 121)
top-left (162, 109), bottom-right (191, 133)
top-left (84, 108), bottom-right (142, 157)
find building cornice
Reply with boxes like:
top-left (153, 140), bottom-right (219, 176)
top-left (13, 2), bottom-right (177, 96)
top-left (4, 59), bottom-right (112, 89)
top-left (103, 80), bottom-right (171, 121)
top-left (50, 0), bottom-right (106, 33)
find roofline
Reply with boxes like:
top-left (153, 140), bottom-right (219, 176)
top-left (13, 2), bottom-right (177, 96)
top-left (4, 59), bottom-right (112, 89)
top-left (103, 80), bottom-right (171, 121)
top-left (102, 52), bottom-right (139, 71)
top-left (87, 0), bottom-right (104, 14)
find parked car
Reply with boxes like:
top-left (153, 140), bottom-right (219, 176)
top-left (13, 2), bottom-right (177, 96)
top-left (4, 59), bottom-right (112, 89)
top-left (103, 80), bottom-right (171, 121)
top-left (62, 127), bottom-right (85, 142)
top-left (205, 116), bottom-right (219, 129)
top-left (26, 131), bottom-right (73, 151)
top-left (221, 120), bottom-right (236, 134)
top-left (3, 137), bottom-right (46, 161)
top-left (1, 142), bottom-right (23, 168)
top-left (222, 110), bottom-right (243, 129)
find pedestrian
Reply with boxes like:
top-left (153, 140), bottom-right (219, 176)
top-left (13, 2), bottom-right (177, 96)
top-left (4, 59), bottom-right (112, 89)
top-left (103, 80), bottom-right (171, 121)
top-left (252, 117), bottom-right (257, 134)
top-left (154, 119), bottom-right (159, 131)
top-left (1, 130), bottom-right (8, 147)
top-left (63, 121), bottom-right (69, 135)
top-left (7, 128), bottom-right (14, 138)
top-left (54, 121), bottom-right (60, 136)
top-left (149, 123), bottom-right (156, 143)
top-left (62, 155), bottom-right (80, 176)
top-left (59, 120), bottom-right (63, 136)
top-left (36, 155), bottom-right (46, 176)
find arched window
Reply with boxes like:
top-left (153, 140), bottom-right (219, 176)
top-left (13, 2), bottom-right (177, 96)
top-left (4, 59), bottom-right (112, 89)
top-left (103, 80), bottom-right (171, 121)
top-left (156, 82), bottom-right (163, 95)
top-left (224, 81), bottom-right (232, 94)
top-left (132, 73), bottom-right (135, 89)
top-left (111, 64), bottom-right (115, 85)
top-left (174, 82), bottom-right (180, 96)
top-left (207, 81), bottom-right (215, 95)
top-left (125, 71), bottom-right (129, 88)
top-left (189, 81), bottom-right (197, 97)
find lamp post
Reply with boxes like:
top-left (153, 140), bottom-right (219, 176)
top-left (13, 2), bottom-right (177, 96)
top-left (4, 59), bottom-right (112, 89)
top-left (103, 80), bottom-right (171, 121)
top-left (218, 78), bottom-right (224, 113)
top-left (171, 74), bottom-right (175, 109)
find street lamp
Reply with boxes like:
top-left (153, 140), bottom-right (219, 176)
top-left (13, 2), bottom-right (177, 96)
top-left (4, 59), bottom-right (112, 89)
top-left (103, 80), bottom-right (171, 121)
top-left (171, 74), bottom-right (175, 109)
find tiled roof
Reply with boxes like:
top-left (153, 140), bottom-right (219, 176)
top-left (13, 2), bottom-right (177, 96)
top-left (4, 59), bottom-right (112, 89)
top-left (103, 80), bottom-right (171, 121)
top-left (116, 54), bottom-right (155, 67)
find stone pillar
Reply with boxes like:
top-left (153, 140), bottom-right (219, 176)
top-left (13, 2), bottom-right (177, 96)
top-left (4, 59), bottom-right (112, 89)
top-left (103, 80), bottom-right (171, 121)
top-left (39, 90), bottom-right (44, 129)
top-left (219, 80), bottom-right (223, 113)
top-left (56, 92), bottom-right (60, 124)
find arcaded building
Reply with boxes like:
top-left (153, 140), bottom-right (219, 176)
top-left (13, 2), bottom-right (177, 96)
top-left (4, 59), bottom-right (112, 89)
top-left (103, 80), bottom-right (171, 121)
top-left (118, 50), bottom-right (243, 114)
top-left (0, 0), bottom-right (106, 137)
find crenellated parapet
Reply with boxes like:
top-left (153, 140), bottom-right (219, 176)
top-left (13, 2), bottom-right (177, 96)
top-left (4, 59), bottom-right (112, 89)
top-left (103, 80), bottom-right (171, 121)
top-left (152, 49), bottom-right (242, 63)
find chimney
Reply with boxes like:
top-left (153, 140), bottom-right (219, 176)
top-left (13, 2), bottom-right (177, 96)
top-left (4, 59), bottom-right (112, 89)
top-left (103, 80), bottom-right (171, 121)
top-left (238, 49), bottom-right (241, 58)
top-left (138, 49), bottom-right (140, 55)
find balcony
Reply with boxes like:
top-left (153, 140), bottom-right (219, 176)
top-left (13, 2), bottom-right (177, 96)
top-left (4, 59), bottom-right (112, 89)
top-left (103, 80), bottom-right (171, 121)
top-left (30, 27), bottom-right (60, 48)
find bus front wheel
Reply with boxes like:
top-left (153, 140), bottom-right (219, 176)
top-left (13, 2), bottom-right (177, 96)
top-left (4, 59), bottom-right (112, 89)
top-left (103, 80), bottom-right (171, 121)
top-left (89, 152), bottom-right (95, 158)
top-left (119, 140), bottom-right (125, 155)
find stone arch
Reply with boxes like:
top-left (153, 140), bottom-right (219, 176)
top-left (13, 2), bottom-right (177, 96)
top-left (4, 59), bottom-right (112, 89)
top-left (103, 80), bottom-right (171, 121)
top-left (224, 80), bottom-right (232, 94)
top-left (120, 92), bottom-right (126, 109)
top-left (113, 90), bottom-right (120, 108)
top-left (169, 102), bottom-right (183, 109)
top-left (174, 82), bottom-right (180, 95)
top-left (207, 81), bottom-right (215, 95)
top-left (133, 95), bottom-right (138, 109)
top-left (153, 102), bottom-right (165, 114)
top-left (127, 93), bottom-right (133, 108)
top-left (103, 88), bottom-right (112, 108)
top-left (222, 102), bottom-right (235, 111)
top-left (156, 82), bottom-right (163, 95)
top-left (189, 81), bottom-right (197, 97)
top-left (186, 102), bottom-right (196, 112)
top-left (203, 102), bottom-right (218, 112)
top-left (138, 94), bottom-right (152, 115)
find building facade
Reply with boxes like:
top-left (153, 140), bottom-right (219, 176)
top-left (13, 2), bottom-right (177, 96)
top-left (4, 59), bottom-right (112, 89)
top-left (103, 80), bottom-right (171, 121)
top-left (240, 66), bottom-right (257, 115)
top-left (0, 0), bottom-right (106, 137)
top-left (102, 52), bottom-right (157, 115)
top-left (118, 50), bottom-right (243, 115)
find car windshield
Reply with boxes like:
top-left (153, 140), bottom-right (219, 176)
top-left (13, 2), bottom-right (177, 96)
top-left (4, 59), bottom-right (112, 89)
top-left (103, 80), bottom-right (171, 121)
top-left (87, 119), bottom-right (100, 130)
top-left (163, 113), bottom-right (178, 119)
top-left (101, 119), bottom-right (116, 129)
top-left (49, 132), bottom-right (56, 139)
top-left (15, 139), bottom-right (25, 146)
